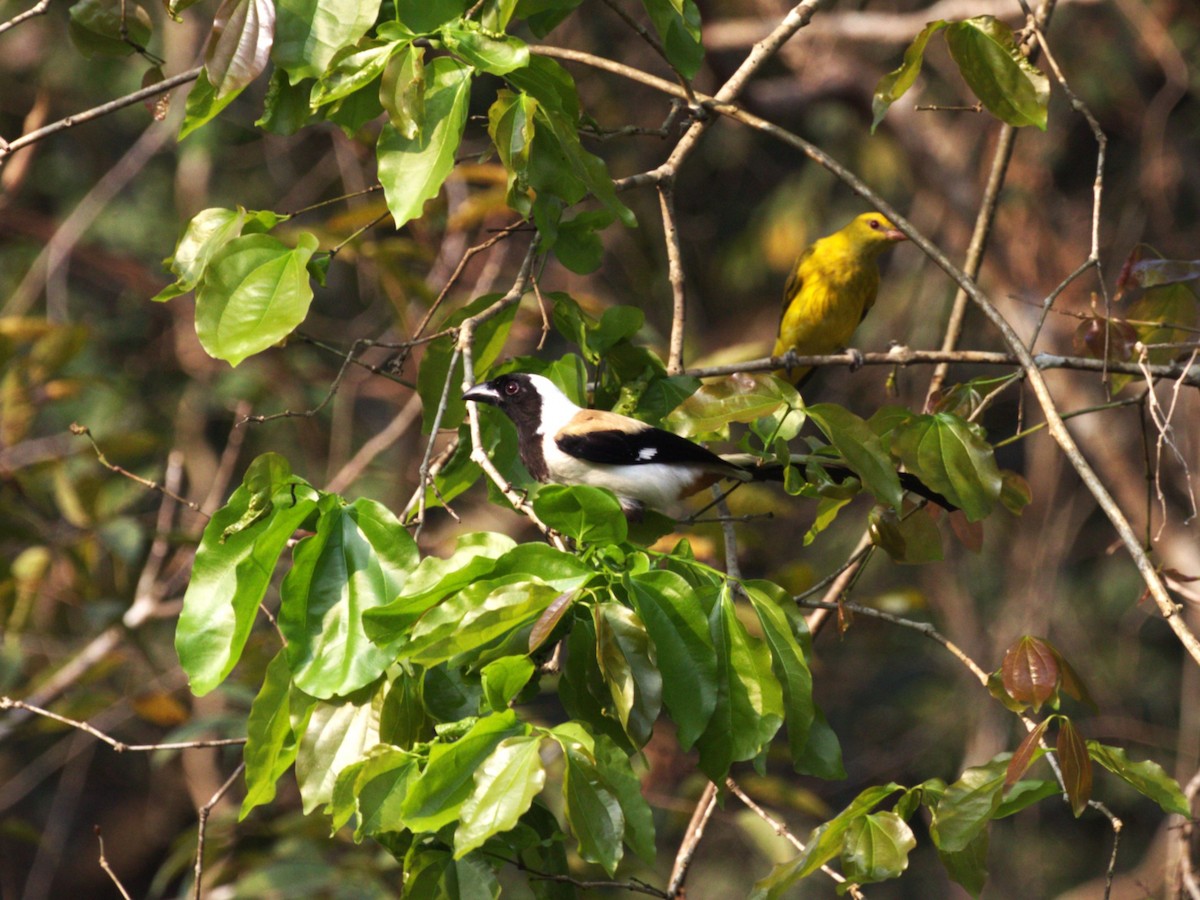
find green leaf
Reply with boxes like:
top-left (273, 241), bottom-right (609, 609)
top-left (205, 0), bottom-right (274, 100)
top-left (749, 783), bottom-right (904, 899)
top-left (929, 757), bottom-right (1007, 853)
top-left (695, 586), bottom-right (784, 781)
top-left (665, 373), bottom-right (801, 439)
top-left (593, 734), bottom-right (656, 862)
top-left (558, 617), bottom-right (633, 751)
top-left (401, 710), bottom-right (524, 832)
top-left (792, 705), bottom-right (845, 780)
top-left (891, 412), bottom-right (1001, 522)
top-left (480, 655), bottom-right (536, 711)
top-left (380, 44), bottom-right (426, 138)
top-left (594, 603), bottom-right (662, 748)
top-left (402, 577), bottom-right (563, 666)
top-left (330, 744), bottom-right (418, 838)
top-left (1058, 718), bottom-right (1092, 817)
top-left (624, 570), bottom-right (716, 749)
top-left (743, 581), bottom-right (816, 771)
top-left (945, 16), bottom-right (1049, 130)
top-left (180, 69), bottom-right (241, 139)
top-left (994, 779), bottom-right (1058, 818)
top-left (529, 103), bottom-right (634, 229)
top-left (256, 69), bottom-right (320, 134)
top-left (938, 828), bottom-right (988, 898)
top-left (807, 403), bottom-right (904, 509)
top-left (640, 0), bottom-right (704, 78)
top-left (155, 207), bottom-right (247, 301)
top-left (506, 54), bottom-right (580, 121)
top-left (310, 40), bottom-right (400, 109)
top-left (294, 680), bottom-right (386, 813)
top-left (194, 232), bottom-right (319, 366)
top-left (377, 56), bottom-right (472, 230)
top-left (871, 20), bottom-right (948, 132)
top-left (533, 484), bottom-right (628, 545)
top-left (1087, 742), bottom-right (1189, 816)
top-left (455, 735), bottom-right (546, 856)
top-left (241, 650), bottom-right (307, 818)
top-left (441, 20), bottom-right (529, 75)
top-left (841, 811), bottom-right (916, 884)
top-left (272, 0), bottom-right (380, 83)
top-left (279, 498), bottom-right (419, 698)
top-left (562, 743), bottom-right (624, 875)
top-left (394, 0), bottom-right (468, 32)
top-left (67, 0), bottom-right (152, 58)
top-left (869, 505), bottom-right (944, 564)
top-left (175, 456), bottom-right (318, 695)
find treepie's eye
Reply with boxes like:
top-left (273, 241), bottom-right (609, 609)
top-left (504, 381), bottom-right (520, 396)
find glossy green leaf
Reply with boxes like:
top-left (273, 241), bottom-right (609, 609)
top-left (871, 20), bottom-right (948, 131)
top-left (67, 0), bottom-right (151, 58)
top-left (695, 586), bottom-right (783, 781)
top-left (175, 456), bottom-right (318, 695)
top-left (155, 207), bottom-right (248, 302)
top-left (380, 44), bottom-right (425, 138)
top-left (994, 778), bottom-right (1058, 818)
top-left (310, 40), bottom-right (399, 109)
top-left (205, 0), bottom-right (274, 99)
top-left (744, 580), bottom-right (816, 770)
top-left (401, 710), bottom-right (524, 832)
top-left (640, 0), bottom-right (703, 78)
top-left (665, 373), bottom-right (801, 439)
top-left (480, 655), bottom-right (536, 711)
top-left (807, 403), bottom-right (904, 509)
top-left (506, 53), bottom-right (580, 120)
top-left (194, 231), bottom-right (319, 366)
top-left (530, 102), bottom-right (634, 228)
top-left (562, 743), bottom-right (624, 875)
top-left (533, 484), bottom-right (628, 545)
top-left (841, 811), bottom-right (916, 884)
top-left (945, 16), bottom-right (1049, 130)
top-left (1086, 742), bottom-right (1189, 816)
top-left (241, 651), bottom-right (306, 818)
top-left (558, 617), bottom-right (633, 751)
top-left (329, 744), bottom-right (418, 838)
top-left (792, 705), bottom-right (845, 780)
top-left (594, 603), bottom-right (662, 748)
top-left (929, 757), bottom-right (1006, 853)
top-left (593, 734), bottom-right (655, 862)
top-left (394, 0), bottom-right (468, 32)
top-left (294, 680), bottom-right (386, 813)
top-left (624, 570), bottom-right (716, 749)
top-left (256, 69), bottom-right (319, 134)
top-left (273, 0), bottom-right (380, 83)
top-left (749, 783), bottom-right (904, 899)
top-left (891, 412), bottom-right (1001, 521)
top-left (442, 20), bottom-right (529, 75)
top-left (455, 735), bottom-right (546, 856)
top-left (279, 498), bottom-right (418, 698)
top-left (377, 56), bottom-right (472, 230)
top-left (402, 577), bottom-right (563, 665)
top-left (180, 69), bottom-right (241, 139)
top-left (938, 828), bottom-right (988, 898)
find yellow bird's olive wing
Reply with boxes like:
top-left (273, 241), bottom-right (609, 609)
top-left (780, 246), bottom-right (814, 319)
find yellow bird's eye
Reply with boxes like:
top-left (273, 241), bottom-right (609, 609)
top-left (868, 218), bottom-right (882, 230)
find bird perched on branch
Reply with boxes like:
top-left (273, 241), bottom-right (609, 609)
top-left (773, 212), bottom-right (908, 386)
top-left (464, 372), bottom-right (952, 517)
top-left (463, 373), bottom-right (774, 517)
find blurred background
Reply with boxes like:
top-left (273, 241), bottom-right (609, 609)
top-left (1, 0), bottom-right (1198, 896)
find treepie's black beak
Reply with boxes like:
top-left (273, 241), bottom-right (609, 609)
top-left (462, 383), bottom-right (500, 405)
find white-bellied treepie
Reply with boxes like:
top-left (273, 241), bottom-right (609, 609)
top-left (462, 372), bottom-right (777, 517)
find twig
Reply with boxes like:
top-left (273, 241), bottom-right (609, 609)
top-left (193, 763), bottom-right (245, 900)
top-left (667, 780), bottom-right (718, 898)
top-left (324, 392), bottom-right (423, 494)
top-left (0, 67), bottom-right (201, 166)
top-left (70, 424), bottom-right (201, 512)
top-left (95, 827), bottom-right (134, 900)
top-left (0, 0), bottom-right (51, 35)
top-left (487, 852), bottom-right (668, 897)
top-left (242, 338), bottom-right (375, 425)
top-left (659, 180), bottom-right (688, 375)
top-left (724, 778), bottom-right (860, 895)
top-left (0, 697), bottom-right (246, 752)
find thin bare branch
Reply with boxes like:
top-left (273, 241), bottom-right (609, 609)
top-left (95, 827), bottom-right (133, 900)
top-left (71, 423), bottom-right (202, 512)
top-left (0, 0), bottom-right (51, 35)
top-left (193, 763), bottom-right (245, 900)
top-left (658, 180), bottom-right (687, 375)
top-left (486, 852), bottom-right (669, 897)
top-left (667, 780), bottom-right (718, 898)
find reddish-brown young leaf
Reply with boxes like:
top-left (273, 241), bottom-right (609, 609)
top-left (947, 509), bottom-right (984, 554)
top-left (1001, 636), bottom-right (1059, 712)
top-left (204, 0), bottom-right (274, 100)
top-left (1006, 717), bottom-right (1051, 788)
top-left (528, 589), bottom-right (577, 652)
top-left (1057, 718), bottom-right (1092, 817)
top-left (1050, 646), bottom-right (1098, 713)
top-left (1071, 316), bottom-right (1137, 362)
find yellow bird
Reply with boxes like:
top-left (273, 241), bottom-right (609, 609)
top-left (773, 212), bottom-right (907, 386)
